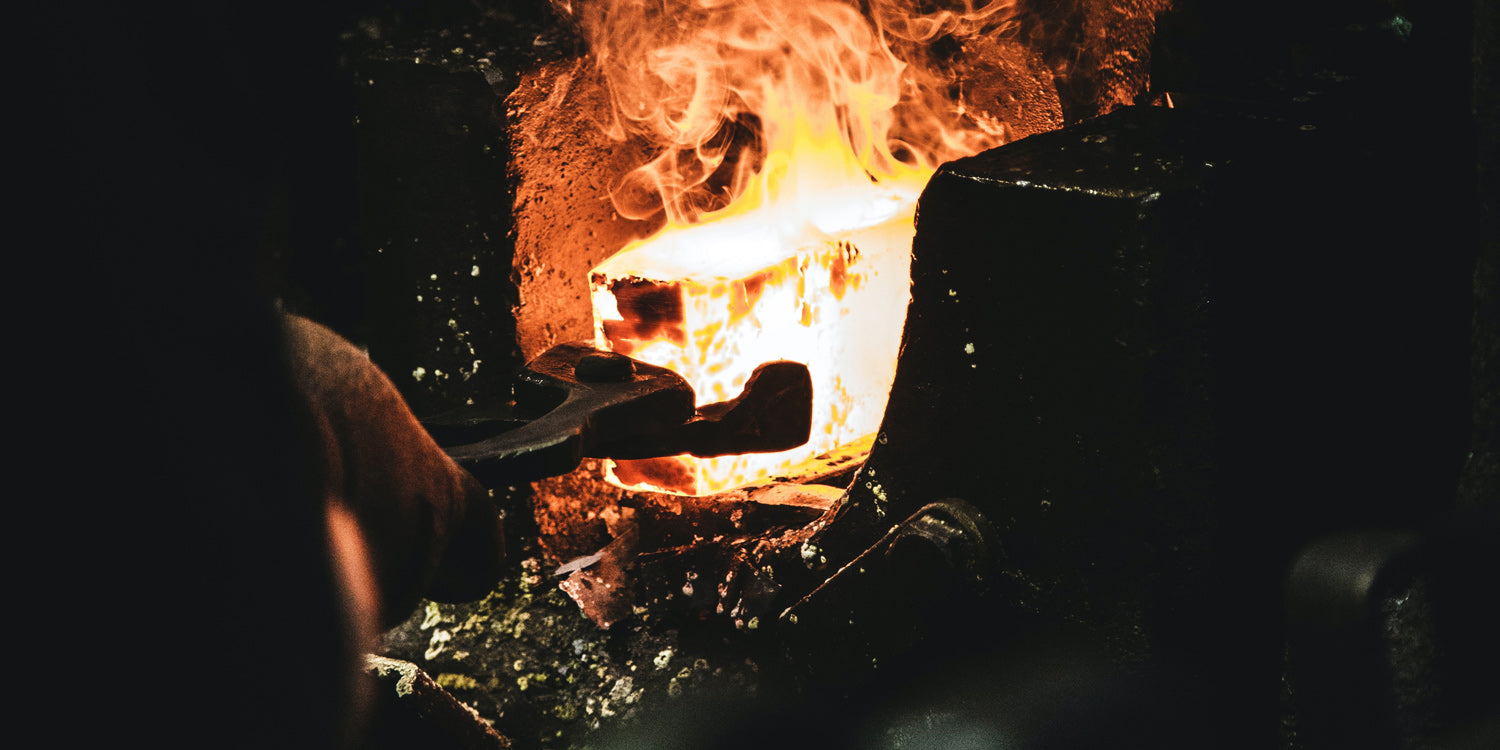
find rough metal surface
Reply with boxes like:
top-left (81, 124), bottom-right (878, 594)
top-left (1013, 0), bottom-right (1174, 122)
top-left (958, 37), bottom-right (1065, 140)
top-left (507, 58), bottom-right (665, 360)
top-left (531, 459), bottom-right (634, 564)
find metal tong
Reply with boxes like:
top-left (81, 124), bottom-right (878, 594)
top-left (428, 342), bottom-right (813, 487)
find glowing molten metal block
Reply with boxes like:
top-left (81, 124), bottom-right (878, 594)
top-left (592, 201), bottom-right (913, 495)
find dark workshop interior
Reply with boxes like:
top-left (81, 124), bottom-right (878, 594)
top-left (34, 0), bottom-right (1497, 748)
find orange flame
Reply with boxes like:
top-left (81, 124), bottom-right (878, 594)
top-left (579, 0), bottom-right (1011, 494)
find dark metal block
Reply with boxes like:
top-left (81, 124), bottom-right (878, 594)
top-left (803, 101), bottom-right (1473, 743)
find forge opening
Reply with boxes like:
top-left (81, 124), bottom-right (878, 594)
top-left (590, 199), bottom-right (915, 495)
top-left (504, 0), bottom-right (1154, 546)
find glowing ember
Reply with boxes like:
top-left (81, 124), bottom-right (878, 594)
top-left (593, 193), bottom-right (914, 495)
top-left (576, 0), bottom-right (1011, 494)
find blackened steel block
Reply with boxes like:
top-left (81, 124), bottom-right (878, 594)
top-left (804, 101), bottom-right (1473, 744)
